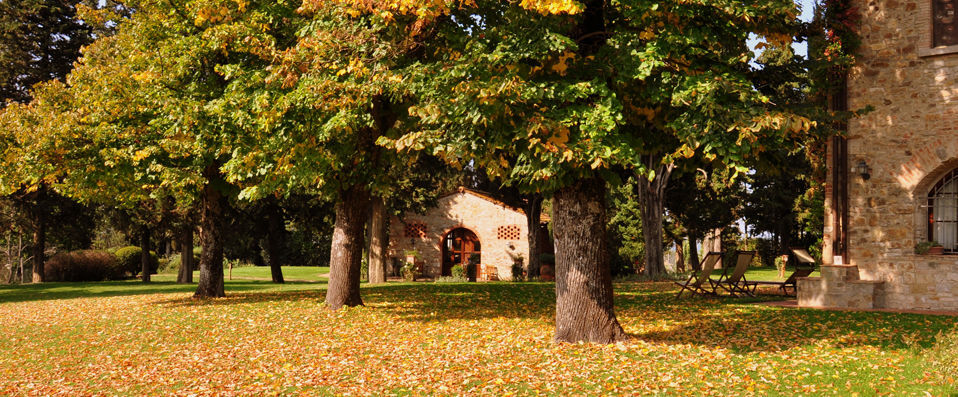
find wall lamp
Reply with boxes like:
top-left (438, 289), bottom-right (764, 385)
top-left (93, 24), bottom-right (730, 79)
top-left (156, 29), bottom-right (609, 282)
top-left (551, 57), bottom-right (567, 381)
top-left (852, 159), bottom-right (871, 180)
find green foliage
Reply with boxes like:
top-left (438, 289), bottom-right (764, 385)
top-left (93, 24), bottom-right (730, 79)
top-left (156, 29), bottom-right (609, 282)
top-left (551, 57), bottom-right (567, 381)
top-left (608, 179), bottom-right (644, 275)
top-left (113, 246), bottom-right (159, 276)
top-left (165, 251), bottom-right (201, 274)
top-left (914, 241), bottom-right (943, 255)
top-left (450, 265), bottom-right (465, 280)
top-left (401, 262), bottom-right (418, 282)
top-left (511, 263), bottom-right (524, 282)
top-left (43, 250), bottom-right (124, 282)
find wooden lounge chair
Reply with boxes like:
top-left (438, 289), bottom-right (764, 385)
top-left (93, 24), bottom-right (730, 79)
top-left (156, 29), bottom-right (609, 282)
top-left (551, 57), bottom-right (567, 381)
top-left (745, 248), bottom-right (817, 296)
top-left (675, 251), bottom-right (724, 298)
top-left (711, 251), bottom-right (757, 297)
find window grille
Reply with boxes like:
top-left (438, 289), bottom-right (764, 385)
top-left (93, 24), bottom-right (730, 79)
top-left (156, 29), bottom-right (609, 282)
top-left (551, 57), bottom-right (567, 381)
top-left (404, 222), bottom-right (428, 238)
top-left (497, 225), bottom-right (522, 240)
top-left (928, 168), bottom-right (958, 253)
top-left (934, 0), bottom-right (958, 47)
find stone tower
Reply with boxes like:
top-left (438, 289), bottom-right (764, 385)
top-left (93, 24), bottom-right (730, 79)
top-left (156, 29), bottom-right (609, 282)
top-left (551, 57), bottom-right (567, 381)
top-left (798, 0), bottom-right (958, 311)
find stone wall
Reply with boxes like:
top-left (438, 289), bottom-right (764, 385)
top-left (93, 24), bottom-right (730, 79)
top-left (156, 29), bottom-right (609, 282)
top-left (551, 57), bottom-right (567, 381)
top-left (816, 0), bottom-right (958, 311)
top-left (387, 190), bottom-right (531, 279)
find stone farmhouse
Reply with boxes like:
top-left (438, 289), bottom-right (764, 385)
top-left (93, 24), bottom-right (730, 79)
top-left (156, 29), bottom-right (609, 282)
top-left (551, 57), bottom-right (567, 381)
top-left (799, 0), bottom-right (958, 311)
top-left (386, 188), bottom-right (549, 280)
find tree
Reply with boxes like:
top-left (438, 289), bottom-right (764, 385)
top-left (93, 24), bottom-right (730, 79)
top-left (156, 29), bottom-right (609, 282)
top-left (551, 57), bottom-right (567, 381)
top-left (384, 0), bottom-right (813, 343)
top-left (0, 0), bottom-right (123, 282)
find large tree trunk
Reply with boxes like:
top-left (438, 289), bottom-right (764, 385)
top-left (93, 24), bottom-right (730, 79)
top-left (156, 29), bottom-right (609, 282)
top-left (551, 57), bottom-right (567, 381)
top-left (524, 195), bottom-right (543, 279)
top-left (177, 224), bottom-right (193, 284)
top-left (265, 200), bottom-right (286, 284)
top-left (326, 185), bottom-right (370, 310)
top-left (637, 162), bottom-right (674, 279)
top-left (553, 177), bottom-right (628, 344)
top-left (195, 166), bottom-right (227, 298)
top-left (675, 240), bottom-right (685, 273)
top-left (139, 225), bottom-right (151, 283)
top-left (367, 196), bottom-right (387, 284)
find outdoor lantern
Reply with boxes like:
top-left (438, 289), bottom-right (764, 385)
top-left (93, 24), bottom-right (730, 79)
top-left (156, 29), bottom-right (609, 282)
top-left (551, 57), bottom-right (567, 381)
top-left (852, 159), bottom-right (871, 180)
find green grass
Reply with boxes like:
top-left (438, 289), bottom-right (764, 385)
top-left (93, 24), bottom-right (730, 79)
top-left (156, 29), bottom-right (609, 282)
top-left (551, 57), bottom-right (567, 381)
top-left (157, 265), bottom-right (329, 282)
top-left (743, 265), bottom-right (820, 282)
top-left (0, 277), bottom-right (954, 395)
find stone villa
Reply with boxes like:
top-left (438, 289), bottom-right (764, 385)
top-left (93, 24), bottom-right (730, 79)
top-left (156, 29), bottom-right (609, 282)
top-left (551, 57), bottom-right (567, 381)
top-left (386, 188), bottom-right (548, 280)
top-left (798, 0), bottom-right (958, 310)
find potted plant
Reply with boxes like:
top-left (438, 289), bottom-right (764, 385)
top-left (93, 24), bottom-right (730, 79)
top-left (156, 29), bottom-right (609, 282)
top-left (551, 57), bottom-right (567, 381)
top-left (915, 241), bottom-right (944, 255)
top-left (539, 253), bottom-right (555, 281)
top-left (467, 253), bottom-right (480, 282)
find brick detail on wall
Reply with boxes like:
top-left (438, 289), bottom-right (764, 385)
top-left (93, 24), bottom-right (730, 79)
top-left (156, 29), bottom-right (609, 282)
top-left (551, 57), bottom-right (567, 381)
top-left (496, 225), bottom-right (521, 240)
top-left (403, 222), bottom-right (427, 238)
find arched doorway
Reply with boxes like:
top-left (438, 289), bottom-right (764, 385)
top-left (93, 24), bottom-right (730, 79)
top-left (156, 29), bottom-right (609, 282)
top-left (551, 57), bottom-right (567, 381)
top-left (441, 228), bottom-right (481, 276)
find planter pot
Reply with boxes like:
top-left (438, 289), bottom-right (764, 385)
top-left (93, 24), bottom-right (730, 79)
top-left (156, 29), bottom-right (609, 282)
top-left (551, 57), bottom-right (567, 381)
top-left (926, 246), bottom-right (945, 255)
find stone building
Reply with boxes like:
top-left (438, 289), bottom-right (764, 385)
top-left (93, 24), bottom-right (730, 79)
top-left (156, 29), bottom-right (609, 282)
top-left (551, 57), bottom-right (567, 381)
top-left (386, 188), bottom-right (548, 280)
top-left (798, 0), bottom-right (958, 310)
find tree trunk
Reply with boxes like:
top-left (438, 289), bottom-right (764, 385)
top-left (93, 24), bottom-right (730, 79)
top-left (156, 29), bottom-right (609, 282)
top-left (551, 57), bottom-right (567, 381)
top-left (553, 177), bottom-right (628, 344)
top-left (30, 208), bottom-right (45, 283)
top-left (140, 225), bottom-right (151, 283)
top-left (675, 240), bottom-right (685, 273)
top-left (637, 162), bottom-right (674, 279)
top-left (688, 231), bottom-right (701, 272)
top-left (265, 200), bottom-right (285, 284)
top-left (177, 224), bottom-right (193, 284)
top-left (195, 166), bottom-right (226, 298)
top-left (326, 185), bottom-right (370, 310)
top-left (367, 196), bottom-right (387, 284)
top-left (525, 195), bottom-right (543, 278)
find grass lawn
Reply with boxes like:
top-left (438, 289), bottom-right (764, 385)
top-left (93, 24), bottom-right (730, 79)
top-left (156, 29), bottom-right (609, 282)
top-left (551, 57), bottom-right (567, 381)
top-left (0, 277), bottom-right (954, 395)
top-left (743, 266), bottom-right (820, 282)
top-left (156, 265), bottom-right (330, 283)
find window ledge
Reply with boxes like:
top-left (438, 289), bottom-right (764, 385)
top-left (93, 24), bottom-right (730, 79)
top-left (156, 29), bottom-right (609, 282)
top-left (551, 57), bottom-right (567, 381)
top-left (918, 44), bottom-right (958, 58)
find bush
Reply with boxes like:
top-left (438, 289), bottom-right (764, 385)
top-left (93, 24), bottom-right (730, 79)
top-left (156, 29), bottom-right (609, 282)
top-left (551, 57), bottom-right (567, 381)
top-left (511, 263), bottom-right (525, 282)
top-left (401, 262), bottom-right (418, 282)
top-left (435, 275), bottom-right (468, 283)
top-left (164, 250), bottom-right (201, 274)
top-left (44, 250), bottom-right (124, 281)
top-left (538, 253), bottom-right (555, 265)
top-left (451, 265), bottom-right (465, 279)
top-left (114, 246), bottom-right (159, 276)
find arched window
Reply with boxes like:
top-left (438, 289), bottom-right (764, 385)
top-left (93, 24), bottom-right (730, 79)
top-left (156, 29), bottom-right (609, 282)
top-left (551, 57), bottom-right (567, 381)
top-left (928, 168), bottom-right (958, 253)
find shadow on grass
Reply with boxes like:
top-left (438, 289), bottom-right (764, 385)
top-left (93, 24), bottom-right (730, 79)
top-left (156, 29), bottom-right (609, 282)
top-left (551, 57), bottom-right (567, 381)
top-left (7, 278), bottom-right (956, 354)
top-left (0, 279), bottom-right (326, 304)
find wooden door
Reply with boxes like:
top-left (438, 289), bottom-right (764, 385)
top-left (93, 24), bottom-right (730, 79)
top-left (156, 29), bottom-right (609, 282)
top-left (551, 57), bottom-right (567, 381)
top-left (441, 228), bottom-right (481, 277)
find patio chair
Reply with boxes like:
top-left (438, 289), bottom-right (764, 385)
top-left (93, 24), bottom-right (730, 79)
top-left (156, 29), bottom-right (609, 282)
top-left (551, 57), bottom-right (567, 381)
top-left (745, 248), bottom-right (817, 296)
top-left (711, 251), bottom-right (757, 297)
top-left (674, 251), bottom-right (724, 298)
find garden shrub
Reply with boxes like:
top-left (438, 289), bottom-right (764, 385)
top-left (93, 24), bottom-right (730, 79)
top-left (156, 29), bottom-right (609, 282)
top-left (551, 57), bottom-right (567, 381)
top-left (450, 264), bottom-right (465, 279)
top-left (401, 262), bottom-right (418, 282)
top-left (435, 275), bottom-right (467, 283)
top-left (511, 263), bottom-right (524, 282)
top-left (114, 246), bottom-right (159, 276)
top-left (44, 250), bottom-right (124, 281)
top-left (165, 250), bottom-right (201, 274)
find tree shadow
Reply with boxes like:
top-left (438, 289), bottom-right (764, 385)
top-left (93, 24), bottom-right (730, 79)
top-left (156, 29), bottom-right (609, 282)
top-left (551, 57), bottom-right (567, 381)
top-left (0, 279), bottom-right (323, 304)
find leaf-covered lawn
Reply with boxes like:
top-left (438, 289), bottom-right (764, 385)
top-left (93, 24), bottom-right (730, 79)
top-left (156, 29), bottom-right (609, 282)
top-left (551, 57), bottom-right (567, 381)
top-left (0, 280), bottom-right (954, 396)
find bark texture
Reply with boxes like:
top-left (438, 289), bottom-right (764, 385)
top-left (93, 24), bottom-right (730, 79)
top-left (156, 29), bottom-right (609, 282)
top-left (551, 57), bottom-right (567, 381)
top-left (325, 185), bottom-right (370, 310)
top-left (553, 178), bottom-right (628, 344)
top-left (139, 226), bottom-right (151, 283)
top-left (177, 224), bottom-right (193, 284)
top-left (637, 163), bottom-right (674, 278)
top-left (688, 231), bottom-right (701, 272)
top-left (367, 196), bottom-right (387, 284)
top-left (195, 167), bottom-right (226, 298)
top-left (265, 200), bottom-right (286, 284)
